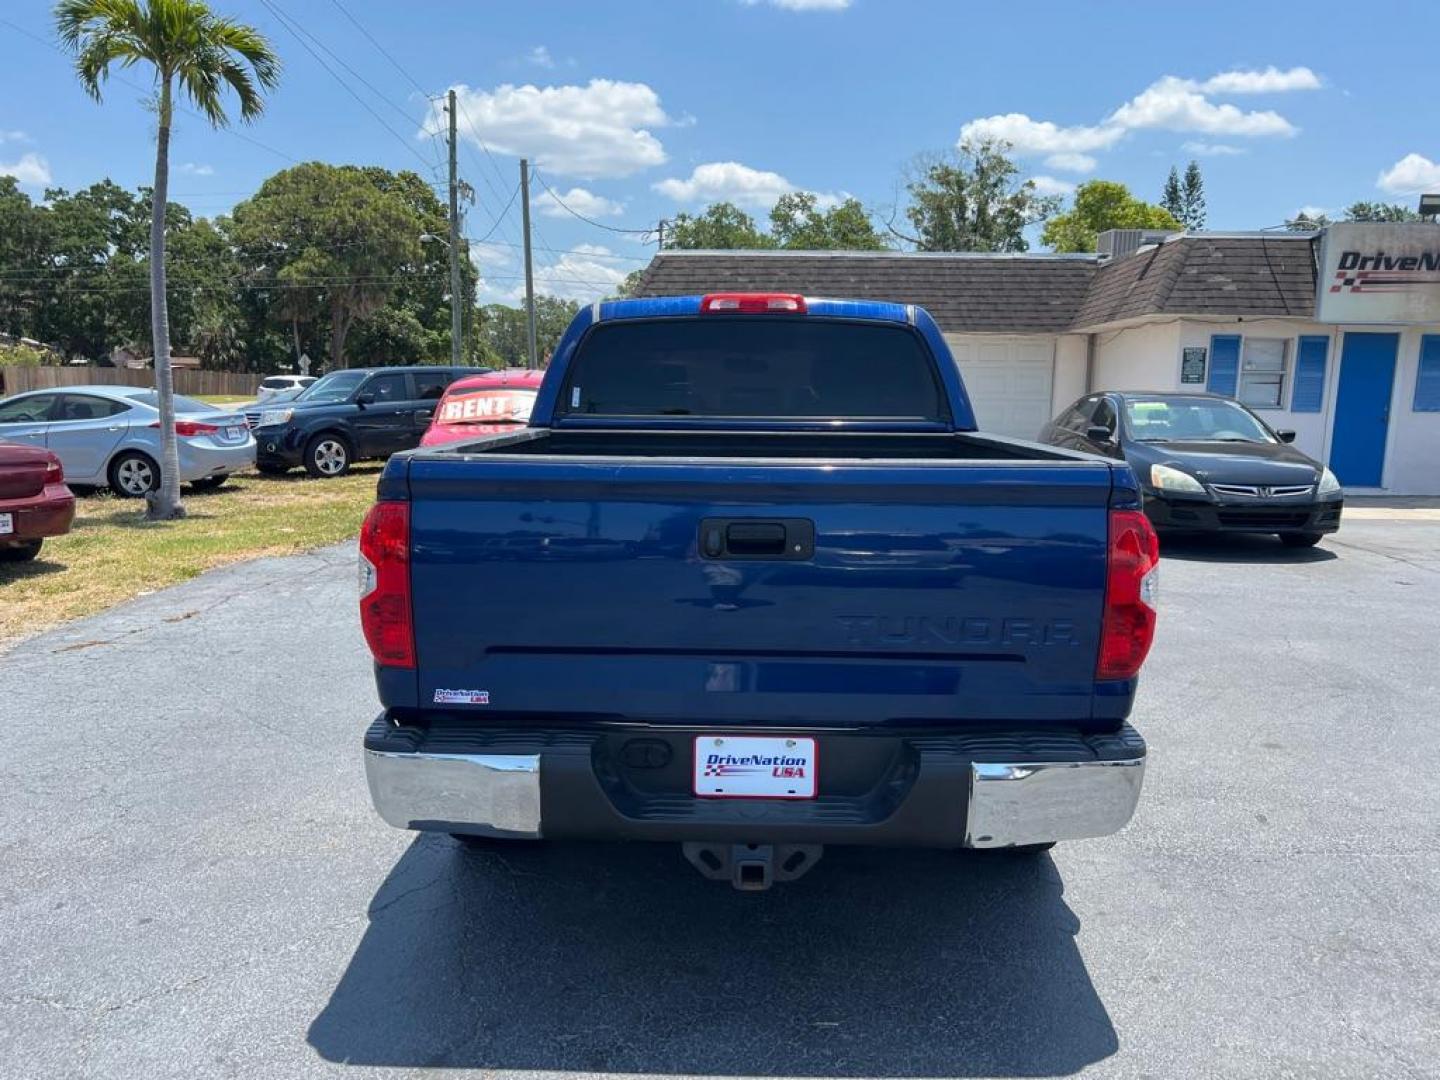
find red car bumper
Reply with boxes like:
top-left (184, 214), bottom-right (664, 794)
top-left (0, 482), bottom-right (76, 546)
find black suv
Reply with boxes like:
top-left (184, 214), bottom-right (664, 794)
top-left (252, 366), bottom-right (481, 477)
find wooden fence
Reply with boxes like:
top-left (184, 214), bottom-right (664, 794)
top-left (0, 366), bottom-right (258, 399)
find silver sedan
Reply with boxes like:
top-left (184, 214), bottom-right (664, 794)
top-left (0, 385), bottom-right (256, 497)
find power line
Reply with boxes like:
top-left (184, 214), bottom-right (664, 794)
top-left (257, 0), bottom-right (434, 172)
top-left (470, 184), bottom-right (522, 245)
top-left (529, 169), bottom-right (655, 236)
top-left (327, 0), bottom-right (428, 97)
top-left (323, 0), bottom-right (449, 174)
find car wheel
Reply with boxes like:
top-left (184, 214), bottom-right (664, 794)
top-left (0, 540), bottom-right (43, 562)
top-left (304, 434), bottom-right (352, 478)
top-left (190, 475), bottom-right (228, 491)
top-left (1280, 532), bottom-right (1324, 548)
top-left (108, 451), bottom-right (160, 498)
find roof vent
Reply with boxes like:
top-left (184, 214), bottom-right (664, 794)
top-left (1097, 229), bottom-right (1181, 260)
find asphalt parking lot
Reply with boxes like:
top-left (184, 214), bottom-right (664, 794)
top-left (2, 512), bottom-right (1438, 1079)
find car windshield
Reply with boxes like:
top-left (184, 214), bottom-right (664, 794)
top-left (1124, 398), bottom-right (1275, 443)
top-left (295, 371), bottom-right (366, 404)
top-left (438, 389), bottom-right (537, 425)
top-left (128, 392), bottom-right (218, 413)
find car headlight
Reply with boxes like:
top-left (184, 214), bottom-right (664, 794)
top-left (1317, 467), bottom-right (1342, 497)
top-left (1150, 463), bottom-right (1206, 494)
top-left (259, 408), bottom-right (293, 426)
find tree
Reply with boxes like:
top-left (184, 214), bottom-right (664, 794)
top-left (56, 0), bottom-right (278, 521)
top-left (1161, 167), bottom-right (1184, 225)
top-left (477, 296), bottom-right (579, 367)
top-left (768, 192), bottom-right (886, 250)
top-left (228, 164), bottom-right (426, 371)
top-left (1344, 201), bottom-right (1421, 223)
top-left (1042, 181), bottom-right (1182, 253)
top-left (902, 140), bottom-right (1058, 252)
top-left (663, 202), bottom-right (769, 250)
top-left (1182, 161), bottom-right (1206, 230)
top-left (1285, 210), bottom-right (1331, 231)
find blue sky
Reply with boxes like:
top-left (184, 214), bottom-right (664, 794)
top-left (3, 0), bottom-right (1438, 305)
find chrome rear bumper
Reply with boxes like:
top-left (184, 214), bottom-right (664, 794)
top-left (964, 758), bottom-right (1145, 847)
top-left (365, 751), bottom-right (543, 839)
top-left (364, 724), bottom-right (1145, 849)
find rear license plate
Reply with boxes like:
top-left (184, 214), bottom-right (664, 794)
top-left (224, 426), bottom-right (246, 441)
top-left (0, 513), bottom-right (12, 535)
top-left (693, 735), bottom-right (817, 799)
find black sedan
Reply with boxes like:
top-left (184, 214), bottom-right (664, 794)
top-left (1038, 391), bottom-right (1343, 546)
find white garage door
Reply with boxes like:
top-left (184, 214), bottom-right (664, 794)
top-left (944, 335), bottom-right (1056, 440)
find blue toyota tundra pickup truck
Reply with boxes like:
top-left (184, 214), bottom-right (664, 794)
top-left (358, 293), bottom-right (1159, 889)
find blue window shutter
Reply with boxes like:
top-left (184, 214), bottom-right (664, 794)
top-left (1291, 336), bottom-right (1329, 412)
top-left (1208, 335), bottom-right (1240, 397)
top-left (1416, 335), bottom-right (1440, 412)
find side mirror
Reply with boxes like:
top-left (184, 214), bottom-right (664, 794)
top-left (1277, 429), bottom-right (1297, 444)
top-left (1086, 425), bottom-right (1115, 444)
top-left (356, 392), bottom-right (375, 407)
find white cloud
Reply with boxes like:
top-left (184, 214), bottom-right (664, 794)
top-left (1295, 205), bottom-right (1329, 219)
top-left (1030, 175), bottom-right (1076, 197)
top-left (179, 162), bottom-right (214, 176)
top-left (0, 152), bottom-right (51, 187)
top-left (1182, 140), bottom-right (1245, 156)
top-left (1109, 76), bottom-right (1296, 137)
top-left (654, 160), bottom-right (838, 209)
top-left (740, 0), bottom-right (851, 9)
top-left (1201, 66), bottom-right (1321, 94)
top-left (526, 46), bottom-right (555, 69)
top-left (429, 80), bottom-right (671, 179)
top-left (960, 67), bottom-right (1309, 172)
top-left (959, 113), bottom-right (1123, 156)
top-left (1044, 151), bottom-right (1096, 173)
top-left (1377, 153), bottom-right (1440, 196)
top-left (537, 185), bottom-right (623, 219)
top-left (516, 242), bottom-right (628, 303)
top-left (0, 130), bottom-right (30, 144)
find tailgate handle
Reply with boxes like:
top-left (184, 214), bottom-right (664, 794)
top-left (701, 518), bottom-right (815, 560)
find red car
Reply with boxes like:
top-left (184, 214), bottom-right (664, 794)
top-left (420, 369), bottom-right (545, 448)
top-left (0, 440), bottom-right (75, 562)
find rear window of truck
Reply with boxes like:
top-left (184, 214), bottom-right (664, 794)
top-left (558, 318), bottom-right (947, 421)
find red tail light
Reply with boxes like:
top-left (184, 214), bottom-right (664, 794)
top-left (700, 292), bottom-right (807, 314)
top-left (359, 501), bottom-right (415, 668)
top-left (44, 455), bottom-right (64, 484)
top-left (149, 420), bottom-right (220, 436)
top-left (1097, 509), bottom-right (1160, 680)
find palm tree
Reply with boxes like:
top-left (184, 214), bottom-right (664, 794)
top-left (55, 0), bottom-right (278, 520)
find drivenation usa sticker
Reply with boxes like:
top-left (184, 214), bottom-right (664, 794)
top-left (433, 689), bottom-right (491, 705)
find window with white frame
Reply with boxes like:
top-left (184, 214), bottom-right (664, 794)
top-left (1238, 338), bottom-right (1289, 409)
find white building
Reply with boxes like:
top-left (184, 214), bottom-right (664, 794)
top-left (637, 226), bottom-right (1440, 495)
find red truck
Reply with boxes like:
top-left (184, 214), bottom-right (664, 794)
top-left (0, 440), bottom-right (75, 562)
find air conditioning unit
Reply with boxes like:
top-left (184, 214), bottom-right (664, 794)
top-left (1097, 229), bottom-right (1180, 260)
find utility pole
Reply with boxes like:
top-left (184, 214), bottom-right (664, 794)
top-left (657, 218), bottom-right (667, 249)
top-left (520, 158), bottom-right (538, 370)
top-left (447, 88), bottom-right (463, 365)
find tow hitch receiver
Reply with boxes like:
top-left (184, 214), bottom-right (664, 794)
top-left (681, 842), bottom-right (824, 890)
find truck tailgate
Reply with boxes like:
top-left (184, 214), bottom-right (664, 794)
top-left (403, 456), bottom-right (1115, 726)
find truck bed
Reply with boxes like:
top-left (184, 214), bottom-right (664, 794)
top-left (380, 430), bottom-right (1123, 729)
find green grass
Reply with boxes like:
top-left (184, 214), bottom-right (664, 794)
top-left (0, 466), bottom-right (379, 648)
top-left (196, 394), bottom-right (254, 406)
